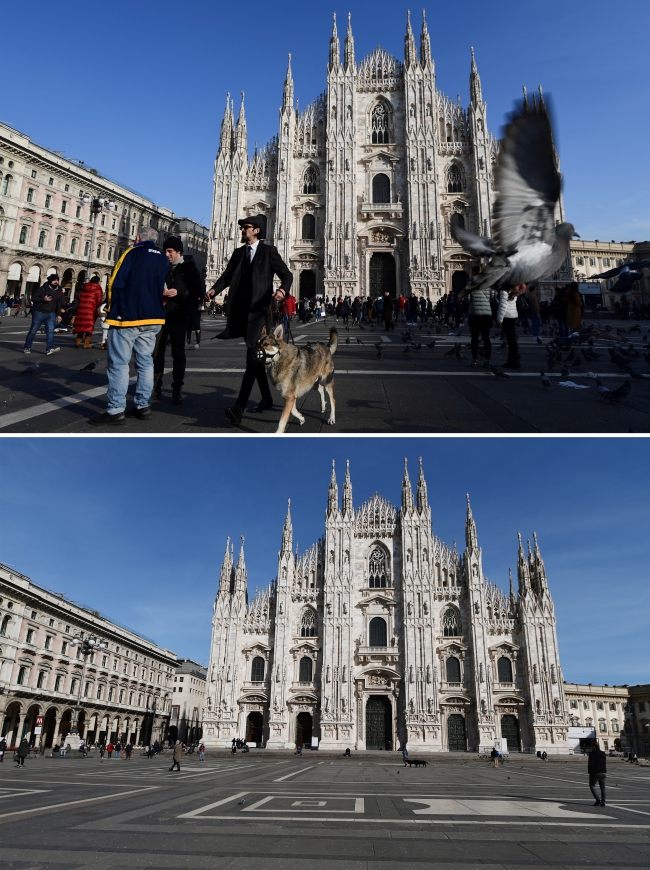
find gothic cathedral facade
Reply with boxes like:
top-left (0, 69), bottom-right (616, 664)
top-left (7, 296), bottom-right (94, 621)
top-left (207, 12), bottom-right (500, 301)
top-left (202, 462), bottom-right (570, 754)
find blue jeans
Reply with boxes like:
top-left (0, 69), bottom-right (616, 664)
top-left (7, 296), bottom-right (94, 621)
top-left (106, 325), bottom-right (161, 414)
top-left (24, 310), bottom-right (56, 351)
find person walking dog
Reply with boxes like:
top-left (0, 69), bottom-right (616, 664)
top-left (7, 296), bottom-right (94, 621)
top-left (208, 214), bottom-right (292, 426)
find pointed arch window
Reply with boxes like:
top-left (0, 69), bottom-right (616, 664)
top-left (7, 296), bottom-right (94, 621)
top-left (371, 104), bottom-right (390, 144)
top-left (369, 616), bottom-right (387, 647)
top-left (300, 608), bottom-right (317, 637)
top-left (250, 656), bottom-right (265, 682)
top-left (497, 656), bottom-right (513, 683)
top-left (442, 608), bottom-right (461, 637)
top-left (372, 173), bottom-right (390, 204)
top-left (299, 656), bottom-right (313, 682)
top-left (368, 546), bottom-right (388, 588)
top-left (447, 164), bottom-right (463, 193)
top-left (301, 213), bottom-right (315, 240)
top-left (303, 166), bottom-right (319, 195)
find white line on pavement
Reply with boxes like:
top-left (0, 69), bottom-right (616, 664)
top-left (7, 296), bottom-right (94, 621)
top-left (177, 792), bottom-right (249, 818)
top-left (0, 385), bottom-right (109, 429)
top-left (273, 765), bottom-right (316, 782)
top-left (0, 785), bottom-right (159, 821)
top-left (171, 814), bottom-right (650, 828)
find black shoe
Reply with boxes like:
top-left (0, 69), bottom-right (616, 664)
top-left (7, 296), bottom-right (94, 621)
top-left (152, 388), bottom-right (162, 403)
top-left (172, 387), bottom-right (184, 405)
top-left (600, 801), bottom-right (605, 807)
top-left (125, 406), bottom-right (152, 420)
top-left (502, 360), bottom-right (521, 370)
top-left (593, 800), bottom-right (601, 806)
top-left (89, 411), bottom-right (126, 427)
top-left (225, 404), bottom-right (244, 426)
top-left (251, 396), bottom-right (273, 413)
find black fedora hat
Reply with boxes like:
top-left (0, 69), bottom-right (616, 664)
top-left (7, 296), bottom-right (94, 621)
top-left (237, 214), bottom-right (265, 231)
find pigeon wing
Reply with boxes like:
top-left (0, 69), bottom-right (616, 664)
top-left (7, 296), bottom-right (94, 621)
top-left (493, 106), bottom-right (561, 256)
top-left (450, 223), bottom-right (496, 256)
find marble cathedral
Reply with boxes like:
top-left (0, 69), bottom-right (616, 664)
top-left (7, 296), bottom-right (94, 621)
top-left (202, 462), bottom-right (570, 753)
top-left (207, 11), bottom-right (502, 301)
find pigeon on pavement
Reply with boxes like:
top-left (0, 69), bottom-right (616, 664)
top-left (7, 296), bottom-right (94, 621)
top-left (452, 93), bottom-right (577, 296)
top-left (21, 362), bottom-right (40, 376)
top-left (80, 358), bottom-right (101, 372)
top-left (540, 371), bottom-right (551, 389)
top-left (491, 365), bottom-right (510, 380)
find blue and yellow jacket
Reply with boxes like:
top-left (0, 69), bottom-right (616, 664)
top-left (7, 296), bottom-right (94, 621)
top-left (105, 240), bottom-right (169, 327)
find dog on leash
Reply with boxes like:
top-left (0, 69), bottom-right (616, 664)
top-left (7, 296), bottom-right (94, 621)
top-left (404, 758), bottom-right (428, 767)
top-left (258, 324), bottom-right (338, 433)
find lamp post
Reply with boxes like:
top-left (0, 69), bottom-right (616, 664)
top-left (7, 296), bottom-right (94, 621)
top-left (67, 632), bottom-right (107, 750)
top-left (79, 194), bottom-right (117, 293)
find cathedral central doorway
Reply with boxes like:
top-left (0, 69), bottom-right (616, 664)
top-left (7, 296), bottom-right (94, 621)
top-left (365, 696), bottom-right (391, 749)
top-left (246, 711), bottom-right (264, 746)
top-left (447, 714), bottom-right (467, 751)
top-left (451, 269), bottom-right (469, 295)
top-left (500, 714), bottom-right (521, 752)
top-left (299, 270), bottom-right (316, 299)
top-left (369, 253), bottom-right (396, 297)
top-left (295, 712), bottom-right (313, 748)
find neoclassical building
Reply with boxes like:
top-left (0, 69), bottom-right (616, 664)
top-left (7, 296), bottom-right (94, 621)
top-left (203, 461), bottom-right (570, 753)
top-left (207, 12), bottom-right (571, 301)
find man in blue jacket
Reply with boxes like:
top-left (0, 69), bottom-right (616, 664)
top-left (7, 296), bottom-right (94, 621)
top-left (89, 226), bottom-right (169, 426)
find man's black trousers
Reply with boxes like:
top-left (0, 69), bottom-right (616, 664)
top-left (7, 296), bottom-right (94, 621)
top-left (153, 321), bottom-right (188, 387)
top-left (237, 347), bottom-right (272, 409)
top-left (501, 317), bottom-right (520, 364)
top-left (589, 773), bottom-right (606, 803)
top-left (469, 314), bottom-right (492, 360)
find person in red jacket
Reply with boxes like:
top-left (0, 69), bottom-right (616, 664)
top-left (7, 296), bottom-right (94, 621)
top-left (73, 281), bottom-right (103, 349)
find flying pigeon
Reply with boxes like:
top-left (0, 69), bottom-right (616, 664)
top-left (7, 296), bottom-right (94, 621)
top-left (590, 259), bottom-right (650, 292)
top-left (80, 358), bottom-right (101, 372)
top-left (452, 94), bottom-right (577, 297)
top-left (21, 362), bottom-right (40, 376)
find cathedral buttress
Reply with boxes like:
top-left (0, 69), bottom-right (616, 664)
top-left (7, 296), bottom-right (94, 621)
top-left (403, 11), bottom-right (443, 297)
top-left (274, 55), bottom-right (296, 265)
top-left (324, 14), bottom-right (357, 298)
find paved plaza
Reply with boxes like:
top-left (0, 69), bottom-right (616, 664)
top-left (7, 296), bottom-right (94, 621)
top-left (0, 750), bottom-right (648, 869)
top-left (1, 315), bottom-right (650, 433)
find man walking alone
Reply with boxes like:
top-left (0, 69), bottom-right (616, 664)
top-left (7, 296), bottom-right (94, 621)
top-left (22, 274), bottom-right (63, 355)
top-left (89, 226), bottom-right (169, 426)
top-left (588, 742), bottom-right (607, 806)
top-left (152, 236), bottom-right (203, 405)
top-left (208, 214), bottom-right (292, 426)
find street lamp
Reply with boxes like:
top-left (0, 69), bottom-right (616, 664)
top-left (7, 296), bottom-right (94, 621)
top-left (67, 632), bottom-right (107, 748)
top-left (79, 194), bottom-right (117, 289)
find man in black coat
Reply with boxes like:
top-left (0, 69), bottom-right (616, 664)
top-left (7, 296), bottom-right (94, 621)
top-left (587, 743), bottom-right (607, 806)
top-left (209, 214), bottom-right (292, 425)
top-left (153, 236), bottom-right (203, 405)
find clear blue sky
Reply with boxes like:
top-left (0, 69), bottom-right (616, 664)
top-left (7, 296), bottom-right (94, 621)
top-left (0, 437), bottom-right (647, 686)
top-left (2, 0), bottom-right (647, 241)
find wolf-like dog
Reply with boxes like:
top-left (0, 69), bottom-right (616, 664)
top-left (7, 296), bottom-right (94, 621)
top-left (258, 324), bottom-right (337, 433)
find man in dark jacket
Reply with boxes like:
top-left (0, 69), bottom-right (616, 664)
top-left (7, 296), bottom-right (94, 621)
top-left (152, 236), bottom-right (203, 405)
top-left (587, 743), bottom-right (607, 806)
top-left (89, 226), bottom-right (169, 426)
top-left (209, 214), bottom-right (292, 426)
top-left (22, 275), bottom-right (63, 355)
top-left (382, 292), bottom-right (394, 331)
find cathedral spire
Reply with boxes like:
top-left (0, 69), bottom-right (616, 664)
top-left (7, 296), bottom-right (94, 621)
top-left (522, 85), bottom-right (530, 114)
top-left (509, 567), bottom-right (516, 602)
top-left (404, 9), bottom-right (418, 69)
top-left (416, 456), bottom-right (429, 512)
top-left (233, 535), bottom-right (248, 598)
top-left (344, 12), bottom-right (356, 71)
top-left (517, 531), bottom-right (530, 594)
top-left (219, 92), bottom-right (234, 152)
top-left (465, 493), bottom-right (478, 551)
top-left (218, 536), bottom-right (234, 595)
top-left (532, 531), bottom-right (548, 591)
top-left (402, 458), bottom-right (414, 512)
top-left (281, 499), bottom-right (292, 553)
top-left (342, 459), bottom-right (353, 516)
top-left (329, 13), bottom-right (341, 70)
top-left (328, 460), bottom-right (339, 515)
top-left (470, 46), bottom-right (483, 105)
top-left (420, 9), bottom-right (432, 69)
top-left (282, 54), bottom-right (294, 112)
top-left (235, 92), bottom-right (247, 149)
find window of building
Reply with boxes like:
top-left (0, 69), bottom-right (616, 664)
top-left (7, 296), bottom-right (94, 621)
top-left (26, 188), bottom-right (34, 203)
top-left (450, 212), bottom-right (465, 232)
top-left (26, 628), bottom-right (34, 643)
top-left (300, 609), bottom-right (317, 637)
top-left (372, 173), bottom-right (390, 203)
top-left (570, 700), bottom-right (578, 709)
top-left (447, 164), bottom-right (463, 193)
top-left (129, 691), bottom-right (134, 705)
top-left (119, 689), bottom-right (124, 703)
top-left (446, 656), bottom-right (461, 683)
top-left (596, 701), bottom-right (604, 710)
top-left (84, 240), bottom-right (90, 256)
top-left (44, 635), bottom-right (52, 650)
top-left (113, 659), bottom-right (117, 671)
top-left (64, 184), bottom-right (69, 192)
top-left (603, 258), bottom-right (610, 267)
top-left (583, 700), bottom-right (590, 710)
top-left (108, 687), bottom-right (114, 701)
top-left (0, 175), bottom-right (12, 196)
top-left (575, 257), bottom-right (584, 266)
top-left (442, 608), bottom-right (461, 637)
top-left (589, 257), bottom-right (596, 266)
top-left (101, 214), bottom-right (106, 226)
top-left (76, 205), bottom-right (81, 218)
top-left (369, 616), bottom-right (387, 647)
top-left (48, 177), bottom-right (54, 185)
top-left (108, 246), bottom-right (113, 259)
top-left (70, 678), bottom-right (77, 695)
top-left (84, 682), bottom-right (91, 697)
top-left (112, 218), bottom-right (116, 229)
top-left (38, 230), bottom-right (46, 248)
top-left (48, 619), bottom-right (54, 627)
top-left (251, 656), bottom-right (265, 682)
top-left (299, 656), bottom-right (313, 682)
top-left (31, 611), bottom-right (37, 619)
top-left (17, 666), bottom-right (27, 685)
top-left (37, 670), bottom-right (46, 688)
top-left (101, 655), bottom-right (107, 667)
top-left (19, 226), bottom-right (28, 244)
top-left (640, 702), bottom-right (647, 712)
top-left (71, 237), bottom-right (77, 254)
top-left (61, 641), bottom-right (67, 655)
top-left (97, 244), bottom-right (103, 258)
top-left (31, 170), bottom-right (37, 179)
top-left (45, 194), bottom-right (52, 209)
top-left (599, 721), bottom-right (607, 732)
top-left (97, 685), bottom-right (103, 700)
top-left (301, 213), bottom-right (316, 240)
top-left (371, 103), bottom-right (390, 144)
top-left (61, 201), bottom-right (67, 214)
top-left (55, 234), bottom-right (62, 251)
top-left (497, 656), bottom-right (513, 683)
top-left (302, 166), bottom-right (319, 195)
top-left (54, 674), bottom-right (62, 692)
top-left (609, 702), bottom-right (616, 711)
